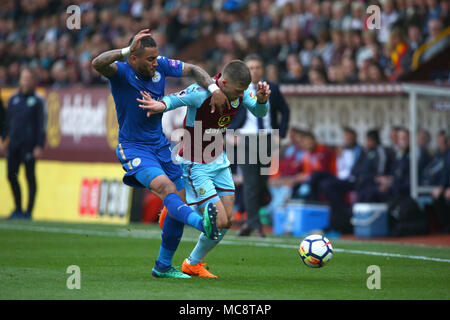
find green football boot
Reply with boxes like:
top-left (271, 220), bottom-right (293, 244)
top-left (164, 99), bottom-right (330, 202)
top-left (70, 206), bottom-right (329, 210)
top-left (203, 202), bottom-right (219, 240)
top-left (152, 262), bottom-right (191, 279)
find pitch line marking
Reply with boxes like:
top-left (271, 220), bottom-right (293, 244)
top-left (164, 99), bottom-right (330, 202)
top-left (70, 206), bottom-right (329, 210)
top-left (0, 223), bottom-right (449, 263)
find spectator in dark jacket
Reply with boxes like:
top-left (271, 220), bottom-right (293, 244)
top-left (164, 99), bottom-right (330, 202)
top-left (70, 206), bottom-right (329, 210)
top-left (422, 130), bottom-right (449, 186)
top-left (417, 128), bottom-right (433, 184)
top-left (1, 68), bottom-right (46, 219)
top-left (353, 129), bottom-right (389, 202)
top-left (0, 91), bottom-right (4, 139)
top-left (431, 135), bottom-right (450, 233)
top-left (375, 128), bottom-right (411, 200)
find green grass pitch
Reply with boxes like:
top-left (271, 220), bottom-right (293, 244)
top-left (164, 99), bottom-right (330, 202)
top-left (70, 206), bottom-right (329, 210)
top-left (0, 220), bottom-right (449, 300)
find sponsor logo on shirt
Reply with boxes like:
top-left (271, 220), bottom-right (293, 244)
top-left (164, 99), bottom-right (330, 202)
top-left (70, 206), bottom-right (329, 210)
top-left (205, 127), bottom-right (227, 134)
top-left (218, 114), bottom-right (231, 127)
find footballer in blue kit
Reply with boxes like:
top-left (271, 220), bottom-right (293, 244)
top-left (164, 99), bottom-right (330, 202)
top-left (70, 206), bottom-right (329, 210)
top-left (92, 29), bottom-right (230, 279)
top-left (110, 55), bottom-right (184, 189)
top-left (138, 60), bottom-right (271, 278)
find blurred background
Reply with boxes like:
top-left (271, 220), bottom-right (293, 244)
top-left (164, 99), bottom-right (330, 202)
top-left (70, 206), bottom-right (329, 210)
top-left (0, 0), bottom-right (449, 238)
top-left (0, 0), bottom-right (449, 86)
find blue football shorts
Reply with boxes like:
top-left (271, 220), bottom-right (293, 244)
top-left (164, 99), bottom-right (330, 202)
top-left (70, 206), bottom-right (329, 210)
top-left (115, 142), bottom-right (183, 191)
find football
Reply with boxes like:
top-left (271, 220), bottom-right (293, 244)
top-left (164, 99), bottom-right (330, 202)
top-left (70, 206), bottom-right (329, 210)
top-left (298, 234), bottom-right (333, 268)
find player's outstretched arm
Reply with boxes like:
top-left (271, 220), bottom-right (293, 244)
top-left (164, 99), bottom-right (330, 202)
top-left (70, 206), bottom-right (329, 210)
top-left (137, 91), bottom-right (167, 117)
top-left (138, 85), bottom-right (207, 117)
top-left (244, 81), bottom-right (271, 117)
top-left (92, 29), bottom-right (152, 78)
top-left (181, 63), bottom-right (231, 114)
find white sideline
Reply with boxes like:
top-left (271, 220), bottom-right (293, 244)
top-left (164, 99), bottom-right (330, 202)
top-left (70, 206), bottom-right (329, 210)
top-left (0, 223), bottom-right (449, 263)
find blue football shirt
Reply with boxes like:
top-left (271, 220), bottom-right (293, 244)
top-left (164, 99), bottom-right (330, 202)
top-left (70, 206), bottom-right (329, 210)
top-left (108, 56), bottom-right (183, 147)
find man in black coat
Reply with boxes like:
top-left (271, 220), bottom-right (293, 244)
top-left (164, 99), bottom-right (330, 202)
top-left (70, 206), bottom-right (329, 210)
top-left (228, 54), bottom-right (290, 237)
top-left (0, 90), bottom-right (4, 141)
top-left (375, 128), bottom-right (411, 200)
top-left (432, 133), bottom-right (450, 232)
top-left (1, 68), bottom-right (46, 219)
top-left (353, 129), bottom-right (390, 203)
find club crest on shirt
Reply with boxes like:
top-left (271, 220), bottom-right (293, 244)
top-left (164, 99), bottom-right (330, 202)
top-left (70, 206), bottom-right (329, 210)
top-left (27, 96), bottom-right (36, 107)
top-left (132, 158), bottom-right (141, 167)
top-left (152, 71), bottom-right (161, 83)
top-left (199, 188), bottom-right (206, 196)
top-left (231, 98), bottom-right (239, 108)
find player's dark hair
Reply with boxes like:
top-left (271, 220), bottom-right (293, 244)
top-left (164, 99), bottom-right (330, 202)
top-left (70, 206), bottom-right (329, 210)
top-left (343, 126), bottom-right (357, 137)
top-left (366, 129), bottom-right (380, 145)
top-left (128, 35), bottom-right (157, 56)
top-left (20, 67), bottom-right (34, 79)
top-left (291, 127), bottom-right (308, 136)
top-left (244, 54), bottom-right (263, 66)
top-left (418, 128), bottom-right (431, 141)
top-left (222, 60), bottom-right (252, 87)
top-left (302, 131), bottom-right (316, 140)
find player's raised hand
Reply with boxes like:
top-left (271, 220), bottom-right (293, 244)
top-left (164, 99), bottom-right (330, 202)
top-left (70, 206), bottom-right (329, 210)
top-left (210, 89), bottom-right (231, 114)
top-left (130, 29), bottom-right (153, 55)
top-left (137, 91), bottom-right (167, 117)
top-left (256, 81), bottom-right (271, 104)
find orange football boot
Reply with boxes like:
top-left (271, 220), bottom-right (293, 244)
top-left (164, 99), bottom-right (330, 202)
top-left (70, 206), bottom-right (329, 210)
top-left (182, 259), bottom-right (218, 278)
top-left (159, 206), bottom-right (168, 229)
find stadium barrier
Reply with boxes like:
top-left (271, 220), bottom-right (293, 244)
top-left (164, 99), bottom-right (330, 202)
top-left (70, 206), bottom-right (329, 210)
top-left (0, 87), bottom-right (130, 224)
top-left (0, 160), bottom-right (131, 224)
top-left (280, 83), bottom-right (449, 149)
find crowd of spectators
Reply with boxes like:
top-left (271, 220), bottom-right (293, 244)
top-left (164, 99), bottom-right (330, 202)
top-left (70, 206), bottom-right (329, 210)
top-left (264, 126), bottom-right (450, 233)
top-left (0, 0), bottom-right (449, 87)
